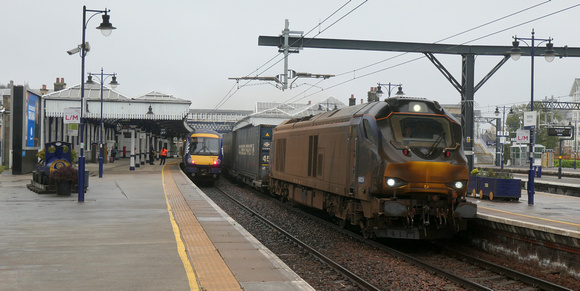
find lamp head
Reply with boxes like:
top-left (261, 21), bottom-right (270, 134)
top-left (109, 75), bottom-right (119, 89)
top-left (376, 85), bottom-right (384, 99)
top-left (394, 85), bottom-right (405, 97)
top-left (543, 42), bottom-right (556, 63)
top-left (494, 107), bottom-right (500, 116)
top-left (96, 12), bottom-right (116, 37)
top-left (509, 40), bottom-right (522, 61)
top-left (86, 74), bottom-right (95, 84)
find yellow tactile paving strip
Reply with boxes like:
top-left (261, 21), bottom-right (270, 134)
top-left (163, 164), bottom-right (242, 291)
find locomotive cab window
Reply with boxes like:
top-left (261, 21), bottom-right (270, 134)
top-left (190, 137), bottom-right (220, 156)
top-left (384, 115), bottom-right (453, 150)
top-left (362, 119), bottom-right (376, 144)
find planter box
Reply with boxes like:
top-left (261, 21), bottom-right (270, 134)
top-left (468, 175), bottom-right (521, 201)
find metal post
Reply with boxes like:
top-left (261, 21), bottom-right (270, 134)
top-left (99, 68), bottom-right (104, 178)
top-left (130, 128), bottom-right (135, 170)
top-left (527, 30), bottom-right (537, 205)
top-left (575, 119), bottom-right (577, 170)
top-left (558, 139), bottom-right (563, 179)
top-left (501, 106), bottom-right (506, 170)
top-left (78, 6), bottom-right (88, 202)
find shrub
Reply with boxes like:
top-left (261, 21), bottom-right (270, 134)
top-left (471, 167), bottom-right (513, 179)
top-left (49, 165), bottom-right (79, 183)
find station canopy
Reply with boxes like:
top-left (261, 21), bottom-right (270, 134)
top-left (43, 83), bottom-right (192, 137)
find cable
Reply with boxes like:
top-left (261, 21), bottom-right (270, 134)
top-left (213, 1), bottom-right (368, 110)
top-left (291, 2), bottom-right (580, 103)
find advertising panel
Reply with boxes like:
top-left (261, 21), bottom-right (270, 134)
top-left (24, 90), bottom-right (41, 149)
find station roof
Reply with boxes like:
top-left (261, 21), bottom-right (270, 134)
top-left (43, 83), bottom-right (192, 137)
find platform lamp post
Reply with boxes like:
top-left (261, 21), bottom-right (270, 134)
top-left (86, 70), bottom-right (119, 178)
top-left (509, 29), bottom-right (556, 205)
top-left (495, 106), bottom-right (514, 170)
top-left (376, 83), bottom-right (405, 99)
top-left (67, 6), bottom-right (116, 202)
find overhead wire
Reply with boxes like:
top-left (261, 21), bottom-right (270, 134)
top-left (285, 1), bottom-right (580, 104)
top-left (212, 0), bottom-right (367, 111)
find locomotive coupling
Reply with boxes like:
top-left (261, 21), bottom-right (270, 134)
top-left (453, 201), bottom-right (477, 218)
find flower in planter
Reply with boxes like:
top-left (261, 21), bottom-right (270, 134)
top-left (49, 165), bottom-right (79, 183)
top-left (36, 149), bottom-right (45, 166)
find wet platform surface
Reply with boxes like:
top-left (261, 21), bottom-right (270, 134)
top-left (0, 158), bottom-right (312, 290)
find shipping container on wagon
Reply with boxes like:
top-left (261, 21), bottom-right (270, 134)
top-left (223, 124), bottom-right (274, 189)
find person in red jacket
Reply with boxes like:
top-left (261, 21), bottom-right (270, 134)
top-left (160, 147), bottom-right (168, 165)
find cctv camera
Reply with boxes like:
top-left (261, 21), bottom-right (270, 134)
top-left (66, 43), bottom-right (90, 55)
top-left (67, 46), bottom-right (81, 55)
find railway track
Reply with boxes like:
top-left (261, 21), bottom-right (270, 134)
top-left (204, 179), bottom-right (576, 290)
top-left (433, 245), bottom-right (574, 291)
top-left (212, 186), bottom-right (380, 291)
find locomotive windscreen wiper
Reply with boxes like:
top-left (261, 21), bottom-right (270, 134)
top-left (426, 132), bottom-right (445, 157)
top-left (194, 143), bottom-right (214, 155)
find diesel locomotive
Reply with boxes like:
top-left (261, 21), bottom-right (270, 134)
top-left (225, 97), bottom-right (477, 240)
top-left (181, 129), bottom-right (223, 183)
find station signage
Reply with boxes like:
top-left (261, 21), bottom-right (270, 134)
top-left (523, 111), bottom-right (537, 128)
top-left (547, 127), bottom-right (572, 137)
top-left (64, 107), bottom-right (81, 124)
top-left (516, 129), bottom-right (530, 144)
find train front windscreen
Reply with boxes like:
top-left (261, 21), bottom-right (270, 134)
top-left (189, 137), bottom-right (220, 156)
top-left (380, 114), bottom-right (455, 159)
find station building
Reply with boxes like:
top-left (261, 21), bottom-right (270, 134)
top-left (2, 79), bottom-right (191, 173)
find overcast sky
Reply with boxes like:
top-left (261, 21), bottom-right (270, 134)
top-left (3, 1), bottom-right (580, 116)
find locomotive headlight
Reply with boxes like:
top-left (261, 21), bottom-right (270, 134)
top-left (385, 177), bottom-right (408, 189)
top-left (409, 101), bottom-right (428, 113)
top-left (446, 180), bottom-right (467, 190)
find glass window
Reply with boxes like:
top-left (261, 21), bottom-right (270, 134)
top-left (363, 119), bottom-right (376, 144)
top-left (379, 114), bottom-right (453, 149)
top-left (189, 137), bottom-right (220, 156)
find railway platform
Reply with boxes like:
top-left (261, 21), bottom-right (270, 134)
top-left (0, 158), bottom-right (312, 291)
top-left (467, 165), bottom-right (580, 278)
top-left (468, 164), bottom-right (580, 241)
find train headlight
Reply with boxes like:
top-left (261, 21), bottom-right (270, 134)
top-left (190, 159), bottom-right (196, 165)
top-left (385, 177), bottom-right (408, 189)
top-left (213, 159), bottom-right (221, 166)
top-left (446, 180), bottom-right (467, 190)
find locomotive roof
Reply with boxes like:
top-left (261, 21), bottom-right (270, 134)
top-left (275, 97), bottom-right (452, 130)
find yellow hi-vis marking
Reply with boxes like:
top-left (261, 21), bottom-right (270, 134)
top-left (162, 163), bottom-right (199, 291)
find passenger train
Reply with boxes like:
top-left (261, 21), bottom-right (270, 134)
top-left (181, 129), bottom-right (223, 183)
top-left (223, 97), bottom-right (477, 240)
